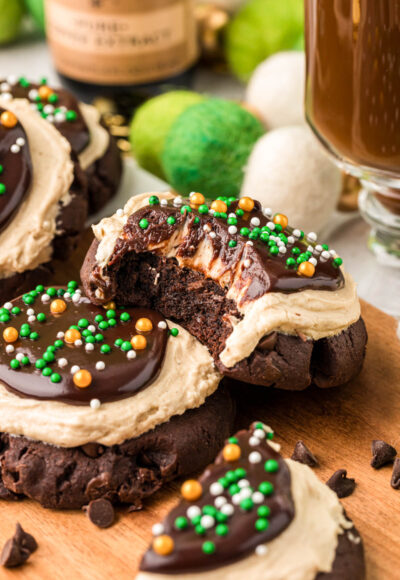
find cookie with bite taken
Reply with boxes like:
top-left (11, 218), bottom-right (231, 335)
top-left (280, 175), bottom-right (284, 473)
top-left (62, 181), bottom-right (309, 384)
top-left (136, 423), bottom-right (365, 580)
top-left (0, 97), bottom-right (87, 306)
top-left (0, 283), bottom-right (234, 509)
top-left (0, 75), bottom-right (122, 214)
top-left (81, 192), bottom-right (367, 390)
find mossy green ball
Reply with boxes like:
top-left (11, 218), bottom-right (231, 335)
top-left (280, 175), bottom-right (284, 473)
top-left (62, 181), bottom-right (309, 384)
top-left (0, 0), bottom-right (24, 44)
top-left (225, 0), bottom-right (304, 81)
top-left (162, 99), bottom-right (264, 199)
top-left (24, 0), bottom-right (45, 34)
top-left (130, 90), bottom-right (205, 179)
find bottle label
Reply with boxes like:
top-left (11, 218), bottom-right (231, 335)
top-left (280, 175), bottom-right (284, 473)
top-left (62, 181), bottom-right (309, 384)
top-left (45, 0), bottom-right (198, 85)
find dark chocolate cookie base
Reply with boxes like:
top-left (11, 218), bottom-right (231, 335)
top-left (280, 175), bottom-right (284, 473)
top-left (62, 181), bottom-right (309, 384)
top-left (317, 524), bottom-right (365, 580)
top-left (85, 132), bottom-right (122, 215)
top-left (0, 386), bottom-right (235, 510)
top-left (81, 241), bottom-right (367, 391)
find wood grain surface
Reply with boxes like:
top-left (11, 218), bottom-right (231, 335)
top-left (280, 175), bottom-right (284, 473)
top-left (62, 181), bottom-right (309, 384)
top-left (0, 231), bottom-right (398, 579)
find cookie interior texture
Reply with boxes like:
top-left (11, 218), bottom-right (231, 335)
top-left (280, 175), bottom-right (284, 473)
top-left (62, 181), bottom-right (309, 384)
top-left (82, 192), bottom-right (367, 390)
top-left (136, 424), bottom-right (365, 580)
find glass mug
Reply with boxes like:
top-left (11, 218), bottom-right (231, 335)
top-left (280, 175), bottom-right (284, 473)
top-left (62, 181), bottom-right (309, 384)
top-left (305, 0), bottom-right (400, 265)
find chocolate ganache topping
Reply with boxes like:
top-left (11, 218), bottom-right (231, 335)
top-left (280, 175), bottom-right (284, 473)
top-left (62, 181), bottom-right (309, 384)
top-left (0, 283), bottom-right (170, 405)
top-left (0, 76), bottom-right (89, 155)
top-left (140, 422), bottom-right (294, 574)
top-left (0, 107), bottom-right (32, 233)
top-left (93, 194), bottom-right (344, 304)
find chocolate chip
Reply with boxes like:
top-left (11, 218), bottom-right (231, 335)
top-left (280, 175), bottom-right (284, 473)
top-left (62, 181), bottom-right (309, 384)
top-left (371, 440), bottom-right (397, 469)
top-left (291, 441), bottom-right (319, 467)
top-left (391, 458), bottom-right (400, 490)
top-left (257, 332), bottom-right (277, 351)
top-left (87, 498), bottom-right (115, 528)
top-left (326, 469), bottom-right (356, 498)
top-left (81, 443), bottom-right (105, 458)
top-left (0, 523), bottom-right (37, 568)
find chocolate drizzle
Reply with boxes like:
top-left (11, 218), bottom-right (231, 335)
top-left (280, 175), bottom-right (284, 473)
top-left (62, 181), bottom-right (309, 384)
top-left (140, 423), bottom-right (294, 574)
top-left (0, 107), bottom-right (32, 233)
top-left (1, 79), bottom-right (90, 155)
top-left (0, 287), bottom-right (169, 405)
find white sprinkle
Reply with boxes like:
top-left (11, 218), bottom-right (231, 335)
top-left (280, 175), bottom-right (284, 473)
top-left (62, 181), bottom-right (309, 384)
top-left (41, 294), bottom-right (50, 303)
top-left (189, 191), bottom-right (196, 198)
top-left (210, 482), bottom-right (224, 496)
top-left (6, 75), bottom-right (17, 85)
top-left (158, 321), bottom-right (167, 329)
top-left (249, 436), bottom-right (260, 447)
top-left (46, 114), bottom-right (54, 123)
top-left (173, 196), bottom-right (182, 206)
top-left (3, 302), bottom-right (12, 310)
top-left (1, 93), bottom-right (12, 101)
top-left (246, 240), bottom-right (254, 246)
top-left (43, 104), bottom-right (54, 114)
top-left (5, 345), bottom-right (14, 354)
top-left (1, 82), bottom-right (10, 92)
top-left (228, 225), bottom-right (237, 235)
top-left (209, 231), bottom-right (216, 239)
top-left (255, 545), bottom-right (268, 556)
top-left (74, 339), bottom-right (82, 347)
top-left (186, 506), bottom-right (201, 520)
top-left (228, 213), bottom-right (236, 219)
top-left (243, 259), bottom-right (251, 268)
top-left (203, 224), bottom-right (211, 233)
top-left (249, 451), bottom-right (262, 464)
top-left (96, 361), bottom-right (105, 371)
top-left (220, 503), bottom-right (234, 516)
top-left (239, 488), bottom-right (252, 500)
top-left (292, 229), bottom-right (301, 238)
top-left (58, 358), bottom-right (68, 368)
top-left (71, 365), bottom-right (80, 374)
top-left (320, 250), bottom-right (330, 261)
top-left (232, 493), bottom-right (241, 505)
top-left (54, 112), bottom-right (66, 123)
top-left (16, 353), bottom-right (24, 362)
top-left (200, 515), bottom-right (215, 529)
top-left (10, 144), bottom-right (20, 153)
top-left (28, 88), bottom-right (38, 100)
top-left (90, 398), bottom-right (101, 410)
top-left (88, 325), bottom-right (96, 333)
top-left (72, 294), bottom-right (80, 303)
top-left (57, 331), bottom-right (65, 339)
top-left (214, 496), bottom-right (227, 508)
top-left (208, 208), bottom-right (215, 215)
top-left (238, 479), bottom-right (250, 489)
top-left (15, 137), bottom-right (27, 148)
top-left (127, 350), bottom-right (137, 359)
top-left (254, 428), bottom-right (266, 440)
top-left (85, 343), bottom-right (94, 352)
top-left (252, 491), bottom-right (264, 504)
top-left (287, 236), bottom-right (295, 244)
top-left (262, 207), bottom-right (273, 218)
top-left (27, 315), bottom-right (36, 323)
top-left (152, 523), bottom-right (164, 536)
top-left (116, 208), bottom-right (124, 217)
top-left (160, 198), bottom-right (168, 206)
top-left (64, 292), bottom-right (71, 300)
top-left (278, 246), bottom-right (287, 254)
top-left (307, 232), bottom-right (317, 242)
top-left (307, 245), bottom-right (314, 254)
top-left (309, 257), bottom-right (318, 266)
top-left (75, 289), bottom-right (82, 295)
top-left (329, 249), bottom-right (336, 256)
top-left (27, 308), bottom-right (34, 316)
top-left (250, 217), bottom-right (260, 227)
top-left (59, 106), bottom-right (67, 113)
top-left (315, 244), bottom-right (323, 253)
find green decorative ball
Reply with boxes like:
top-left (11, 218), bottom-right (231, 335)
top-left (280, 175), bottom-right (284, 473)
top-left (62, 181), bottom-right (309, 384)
top-left (0, 0), bottom-right (24, 45)
top-left (130, 90), bottom-right (205, 179)
top-left (24, 0), bottom-right (45, 34)
top-left (225, 0), bottom-right (304, 81)
top-left (162, 99), bottom-right (264, 199)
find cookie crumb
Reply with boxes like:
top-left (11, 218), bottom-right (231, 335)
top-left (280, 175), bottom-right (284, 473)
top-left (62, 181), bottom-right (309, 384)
top-left (326, 469), bottom-right (356, 498)
top-left (391, 458), bottom-right (400, 490)
top-left (87, 498), bottom-right (115, 528)
top-left (291, 441), bottom-right (318, 467)
top-left (0, 523), bottom-right (37, 568)
top-left (371, 440), bottom-right (397, 469)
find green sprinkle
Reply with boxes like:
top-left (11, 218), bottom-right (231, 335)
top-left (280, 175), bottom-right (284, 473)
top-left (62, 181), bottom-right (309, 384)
top-left (66, 110), bottom-right (78, 122)
top-left (78, 318), bottom-right (89, 329)
top-left (121, 341), bottom-right (132, 352)
top-left (46, 287), bottom-right (56, 297)
top-left (0, 165), bottom-right (3, 174)
top-left (227, 217), bottom-right (237, 226)
top-left (20, 328), bottom-right (30, 338)
top-left (69, 325), bottom-right (79, 330)
top-left (228, 240), bottom-right (237, 248)
top-left (194, 216), bottom-right (200, 224)
top-left (261, 226), bottom-right (271, 233)
top-left (322, 243), bottom-right (329, 251)
top-left (139, 218), bottom-right (149, 229)
top-left (51, 373), bottom-right (61, 383)
top-left (228, 437), bottom-right (238, 444)
top-left (270, 246), bottom-right (279, 255)
top-left (36, 103), bottom-right (44, 111)
top-left (11, 307), bottom-right (21, 315)
top-left (217, 196), bottom-right (228, 202)
top-left (57, 289), bottom-right (65, 297)
top-left (229, 483), bottom-right (240, 496)
top-left (148, 195), bottom-right (159, 205)
top-left (213, 212), bottom-right (221, 218)
top-left (215, 524), bottom-right (229, 536)
top-left (264, 459), bottom-right (279, 473)
top-left (54, 340), bottom-right (64, 348)
top-left (95, 334), bottom-right (104, 342)
top-left (99, 321), bottom-right (109, 330)
top-left (202, 541), bottom-right (216, 555)
top-left (0, 314), bottom-right (10, 323)
top-left (195, 525), bottom-right (206, 536)
top-left (226, 471), bottom-right (237, 483)
top-left (82, 329), bottom-right (92, 337)
top-left (191, 515), bottom-right (201, 526)
top-left (22, 295), bottom-right (34, 305)
top-left (100, 344), bottom-right (111, 354)
top-left (174, 516), bottom-right (188, 530)
top-left (274, 224), bottom-right (283, 233)
top-left (106, 309), bottom-right (116, 319)
top-left (21, 356), bottom-right (30, 366)
top-left (198, 204), bottom-right (209, 214)
top-left (19, 77), bottom-right (29, 87)
top-left (120, 312), bottom-right (130, 322)
top-left (260, 232), bottom-right (270, 242)
top-left (228, 197), bottom-right (236, 204)
top-left (42, 367), bottom-right (52, 377)
top-left (48, 93), bottom-right (58, 104)
top-left (267, 431), bottom-right (274, 440)
top-left (180, 205), bottom-right (192, 214)
top-left (67, 280), bottom-right (78, 290)
top-left (255, 518), bottom-right (269, 532)
top-left (249, 231), bottom-right (259, 240)
top-left (203, 505), bottom-right (217, 517)
top-left (235, 467), bottom-right (246, 479)
top-left (292, 247), bottom-right (300, 255)
top-left (257, 505), bottom-right (271, 518)
top-left (236, 208), bottom-right (244, 217)
top-left (43, 351), bottom-right (55, 363)
top-left (85, 335), bottom-right (95, 344)
top-left (37, 313), bottom-right (46, 322)
top-left (218, 477), bottom-right (229, 489)
top-left (46, 346), bottom-right (56, 353)
top-left (220, 212), bottom-right (227, 219)
top-left (169, 327), bottom-right (179, 337)
top-left (240, 227), bottom-right (250, 236)
top-left (114, 338), bottom-right (123, 347)
top-left (333, 257), bottom-right (343, 267)
top-left (95, 315), bottom-right (104, 323)
top-left (259, 481), bottom-right (274, 496)
top-left (240, 498), bottom-right (254, 511)
top-left (10, 359), bottom-right (20, 369)
top-left (299, 230), bottom-right (305, 239)
top-left (29, 332), bottom-right (39, 341)
top-left (107, 318), bottom-right (117, 327)
top-left (167, 216), bottom-right (176, 226)
top-left (286, 257), bottom-right (296, 267)
top-left (36, 285), bottom-right (45, 292)
top-left (215, 511), bottom-right (228, 523)
top-left (0, 183), bottom-right (6, 195)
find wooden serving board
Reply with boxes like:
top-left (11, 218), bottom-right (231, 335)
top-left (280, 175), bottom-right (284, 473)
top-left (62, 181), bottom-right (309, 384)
top-left (0, 233), bottom-right (399, 579)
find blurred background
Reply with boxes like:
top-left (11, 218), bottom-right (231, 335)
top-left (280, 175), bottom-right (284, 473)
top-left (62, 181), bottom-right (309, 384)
top-left (0, 0), bottom-right (399, 318)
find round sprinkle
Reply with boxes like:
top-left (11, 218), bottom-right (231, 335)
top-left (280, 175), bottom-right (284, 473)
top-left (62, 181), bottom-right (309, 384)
top-left (16, 353), bottom-right (24, 362)
top-left (10, 359), bottom-right (20, 369)
top-left (250, 217), bottom-right (260, 227)
top-left (200, 515), bottom-right (215, 529)
top-left (210, 482), bottom-right (224, 496)
top-left (240, 498), bottom-right (254, 511)
top-left (127, 350), bottom-right (137, 360)
top-left (198, 204), bottom-right (209, 214)
top-left (65, 329), bottom-right (81, 344)
top-left (223, 443), bottom-right (241, 462)
top-left (135, 317), bottom-right (153, 332)
top-left (50, 299), bottom-right (67, 314)
top-left (220, 503), bottom-right (234, 516)
top-left (169, 327), bottom-right (179, 337)
top-left (249, 451), bottom-right (262, 464)
top-left (96, 361), bottom-right (105, 371)
top-left (130, 335), bottom-right (147, 350)
top-left (181, 479), bottom-right (202, 501)
top-left (139, 218), bottom-right (149, 229)
top-left (228, 239), bottom-right (237, 248)
top-left (238, 197), bottom-right (254, 212)
top-left (228, 225), bottom-right (237, 235)
top-left (202, 541), bottom-right (216, 555)
top-left (50, 372), bottom-right (61, 383)
top-left (252, 491), bottom-right (264, 504)
top-left (152, 535), bottom-right (174, 556)
top-left (210, 200), bottom-right (227, 213)
top-left (255, 518), bottom-right (269, 532)
top-left (73, 369), bottom-right (92, 388)
top-left (0, 110), bottom-right (17, 128)
top-left (120, 312), bottom-right (130, 322)
top-left (85, 343), bottom-right (95, 352)
top-left (58, 358), bottom-right (68, 368)
top-left (3, 327), bottom-right (18, 343)
top-left (5, 345), bottom-right (14, 354)
top-left (174, 516), bottom-right (188, 530)
top-left (70, 365), bottom-right (80, 374)
top-left (187, 505), bottom-right (201, 520)
top-left (166, 216), bottom-right (176, 225)
top-left (257, 505), bottom-right (271, 518)
top-left (259, 481), bottom-right (274, 496)
top-left (157, 321), bottom-right (167, 330)
top-left (152, 523), bottom-right (164, 536)
top-left (189, 192), bottom-right (205, 205)
top-left (100, 344), bottom-right (111, 354)
top-left (90, 399), bottom-right (101, 410)
top-left (148, 195), bottom-right (160, 205)
top-left (214, 496), bottom-right (227, 508)
top-left (298, 261), bottom-right (315, 278)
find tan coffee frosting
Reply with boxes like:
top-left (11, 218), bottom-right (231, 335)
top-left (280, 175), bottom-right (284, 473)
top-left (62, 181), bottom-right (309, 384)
top-left (0, 322), bottom-right (221, 448)
top-left (92, 192), bottom-right (361, 369)
top-left (78, 102), bottom-right (110, 170)
top-left (136, 458), bottom-right (355, 580)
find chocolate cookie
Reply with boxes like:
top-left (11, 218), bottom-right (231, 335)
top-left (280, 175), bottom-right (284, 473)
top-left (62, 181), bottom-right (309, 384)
top-left (0, 76), bottom-right (122, 213)
top-left (136, 423), bottom-right (365, 580)
top-left (0, 284), bottom-right (233, 509)
top-left (0, 98), bottom-right (87, 305)
top-left (81, 192), bottom-right (367, 390)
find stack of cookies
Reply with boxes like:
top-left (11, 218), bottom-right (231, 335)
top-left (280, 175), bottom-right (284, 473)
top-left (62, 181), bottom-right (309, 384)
top-left (0, 104), bottom-right (367, 579)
